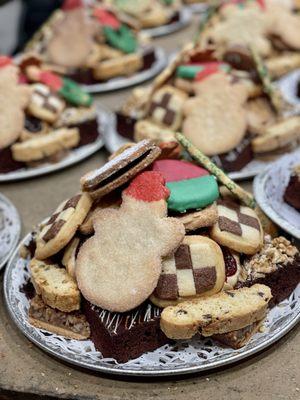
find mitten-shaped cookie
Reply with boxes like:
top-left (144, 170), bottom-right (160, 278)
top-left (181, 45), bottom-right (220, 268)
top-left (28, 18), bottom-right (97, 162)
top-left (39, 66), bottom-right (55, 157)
top-left (182, 73), bottom-right (248, 156)
top-left (76, 171), bottom-right (185, 312)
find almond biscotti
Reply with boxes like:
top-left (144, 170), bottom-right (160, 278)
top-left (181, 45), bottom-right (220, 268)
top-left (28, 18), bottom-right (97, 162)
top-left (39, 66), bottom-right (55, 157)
top-left (29, 258), bottom-right (80, 312)
top-left (160, 284), bottom-right (272, 339)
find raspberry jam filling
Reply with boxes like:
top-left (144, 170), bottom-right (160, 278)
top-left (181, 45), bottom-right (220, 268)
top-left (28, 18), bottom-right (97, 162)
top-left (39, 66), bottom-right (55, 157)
top-left (222, 247), bottom-right (237, 278)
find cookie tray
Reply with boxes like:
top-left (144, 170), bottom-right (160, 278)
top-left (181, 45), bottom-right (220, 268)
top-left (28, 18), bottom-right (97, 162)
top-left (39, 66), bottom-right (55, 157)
top-left (4, 230), bottom-right (300, 376)
top-left (0, 193), bottom-right (21, 271)
top-left (0, 106), bottom-right (113, 182)
top-left (82, 47), bottom-right (167, 93)
top-left (254, 150), bottom-right (300, 240)
top-left (142, 7), bottom-right (192, 38)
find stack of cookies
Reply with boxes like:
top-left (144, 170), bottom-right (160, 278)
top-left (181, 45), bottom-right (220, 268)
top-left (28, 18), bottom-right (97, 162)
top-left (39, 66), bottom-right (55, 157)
top-left (115, 0), bottom-right (300, 174)
top-left (21, 139), bottom-right (300, 363)
top-left (24, 0), bottom-right (157, 84)
top-left (0, 56), bottom-right (100, 174)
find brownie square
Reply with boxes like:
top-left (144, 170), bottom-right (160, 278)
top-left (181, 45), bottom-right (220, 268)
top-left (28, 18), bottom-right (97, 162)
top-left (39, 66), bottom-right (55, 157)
top-left (82, 298), bottom-right (170, 363)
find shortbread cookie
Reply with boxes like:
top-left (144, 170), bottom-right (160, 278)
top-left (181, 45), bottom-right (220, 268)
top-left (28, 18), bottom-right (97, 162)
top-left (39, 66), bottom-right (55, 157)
top-left (12, 128), bottom-right (79, 162)
top-left (139, 3), bottom-right (170, 28)
top-left (62, 236), bottom-right (81, 279)
top-left (151, 236), bottom-right (225, 307)
top-left (47, 7), bottom-right (94, 68)
top-left (80, 139), bottom-right (161, 200)
top-left (27, 83), bottom-right (65, 123)
top-left (29, 295), bottom-right (90, 340)
top-left (21, 116), bottom-right (49, 141)
top-left (245, 97), bottom-right (276, 135)
top-left (0, 66), bottom-right (31, 149)
top-left (134, 119), bottom-right (176, 143)
top-left (93, 53), bottom-right (142, 81)
top-left (252, 116), bottom-right (300, 153)
top-left (76, 171), bottom-right (185, 312)
top-left (146, 85), bottom-right (188, 131)
top-left (176, 202), bottom-right (218, 232)
top-left (79, 193), bottom-right (121, 235)
top-left (210, 199), bottom-right (263, 255)
top-left (266, 53), bottom-right (300, 79)
top-left (35, 193), bottom-right (92, 259)
top-left (182, 73), bottom-right (248, 156)
top-left (29, 258), bottom-right (80, 312)
top-left (160, 284), bottom-right (272, 339)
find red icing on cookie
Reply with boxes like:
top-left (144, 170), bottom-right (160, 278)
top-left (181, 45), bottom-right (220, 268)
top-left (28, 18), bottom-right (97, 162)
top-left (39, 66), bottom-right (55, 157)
top-left (195, 63), bottom-right (225, 82)
top-left (62, 0), bottom-right (83, 10)
top-left (124, 171), bottom-right (170, 202)
top-left (152, 159), bottom-right (209, 183)
top-left (93, 8), bottom-right (121, 29)
top-left (18, 73), bottom-right (28, 84)
top-left (0, 56), bottom-right (12, 68)
top-left (39, 71), bottom-right (63, 91)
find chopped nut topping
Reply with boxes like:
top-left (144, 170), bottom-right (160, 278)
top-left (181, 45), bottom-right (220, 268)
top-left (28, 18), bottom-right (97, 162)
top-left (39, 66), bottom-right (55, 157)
top-left (240, 236), bottom-right (298, 281)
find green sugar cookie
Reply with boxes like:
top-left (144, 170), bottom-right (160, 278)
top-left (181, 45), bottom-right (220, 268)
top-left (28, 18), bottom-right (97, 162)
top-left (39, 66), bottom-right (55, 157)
top-left (166, 175), bottom-right (219, 213)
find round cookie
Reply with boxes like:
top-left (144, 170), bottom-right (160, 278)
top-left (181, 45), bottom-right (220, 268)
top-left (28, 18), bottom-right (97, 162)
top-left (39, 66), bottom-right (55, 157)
top-left (35, 193), bottom-right (92, 259)
top-left (152, 159), bottom-right (209, 182)
top-left (150, 235), bottom-right (226, 308)
top-left (210, 199), bottom-right (264, 255)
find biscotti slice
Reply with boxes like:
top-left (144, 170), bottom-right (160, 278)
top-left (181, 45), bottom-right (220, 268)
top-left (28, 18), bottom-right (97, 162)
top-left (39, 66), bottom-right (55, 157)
top-left (29, 295), bottom-right (90, 340)
top-left (29, 258), bottom-right (80, 312)
top-left (160, 284), bottom-right (272, 339)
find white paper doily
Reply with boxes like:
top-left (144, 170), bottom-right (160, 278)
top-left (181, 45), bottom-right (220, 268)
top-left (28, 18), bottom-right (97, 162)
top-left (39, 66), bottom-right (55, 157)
top-left (254, 150), bottom-right (300, 239)
top-left (4, 232), bottom-right (300, 376)
top-left (0, 194), bottom-right (21, 271)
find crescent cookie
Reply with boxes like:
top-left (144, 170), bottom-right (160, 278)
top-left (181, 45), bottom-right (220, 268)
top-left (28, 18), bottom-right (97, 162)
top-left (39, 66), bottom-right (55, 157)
top-left (150, 236), bottom-right (226, 308)
top-left (35, 193), bottom-right (92, 260)
top-left (210, 199), bottom-right (264, 255)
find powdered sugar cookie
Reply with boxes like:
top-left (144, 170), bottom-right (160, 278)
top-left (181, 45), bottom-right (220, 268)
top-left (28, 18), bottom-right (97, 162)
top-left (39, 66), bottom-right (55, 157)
top-left (76, 171), bottom-right (185, 312)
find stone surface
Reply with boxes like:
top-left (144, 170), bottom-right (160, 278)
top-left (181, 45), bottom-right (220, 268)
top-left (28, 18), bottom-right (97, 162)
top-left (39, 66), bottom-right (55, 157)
top-left (0, 13), bottom-right (300, 400)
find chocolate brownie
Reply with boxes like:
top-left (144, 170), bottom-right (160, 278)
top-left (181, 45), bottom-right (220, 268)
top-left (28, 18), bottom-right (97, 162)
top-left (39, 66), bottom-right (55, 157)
top-left (0, 146), bottom-right (25, 173)
top-left (211, 136), bottom-right (254, 173)
top-left (284, 165), bottom-right (300, 211)
top-left (116, 112), bottom-right (136, 140)
top-left (72, 118), bottom-right (100, 148)
top-left (82, 298), bottom-right (170, 363)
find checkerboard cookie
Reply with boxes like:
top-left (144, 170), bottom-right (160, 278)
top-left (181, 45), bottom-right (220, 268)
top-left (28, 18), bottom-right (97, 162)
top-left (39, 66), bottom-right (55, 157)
top-left (146, 85), bottom-right (188, 131)
top-left (27, 83), bottom-right (65, 123)
top-left (151, 236), bottom-right (225, 307)
top-left (175, 203), bottom-right (218, 232)
top-left (210, 199), bottom-right (264, 255)
top-left (35, 193), bottom-right (92, 259)
top-left (80, 139), bottom-right (161, 200)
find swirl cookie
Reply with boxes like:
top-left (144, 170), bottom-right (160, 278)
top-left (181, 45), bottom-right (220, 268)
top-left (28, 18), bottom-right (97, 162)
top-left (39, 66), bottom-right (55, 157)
top-left (80, 139), bottom-right (161, 200)
top-left (35, 193), bottom-right (92, 259)
top-left (151, 236), bottom-right (225, 308)
top-left (210, 199), bottom-right (264, 255)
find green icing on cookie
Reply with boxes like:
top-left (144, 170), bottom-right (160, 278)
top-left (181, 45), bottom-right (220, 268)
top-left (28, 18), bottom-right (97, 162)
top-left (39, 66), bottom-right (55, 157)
top-left (104, 25), bottom-right (137, 54)
top-left (166, 175), bottom-right (219, 213)
top-left (59, 78), bottom-right (92, 107)
top-left (176, 65), bottom-right (204, 80)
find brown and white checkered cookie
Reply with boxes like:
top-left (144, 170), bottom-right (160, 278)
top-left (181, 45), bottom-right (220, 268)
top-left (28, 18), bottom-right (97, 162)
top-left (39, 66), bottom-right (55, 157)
top-left (175, 203), bottom-right (218, 232)
top-left (35, 193), bottom-right (92, 260)
top-left (27, 83), bottom-right (65, 123)
top-left (80, 139), bottom-right (161, 200)
top-left (210, 199), bottom-right (263, 255)
top-left (147, 85), bottom-right (188, 131)
top-left (150, 236), bottom-right (225, 308)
